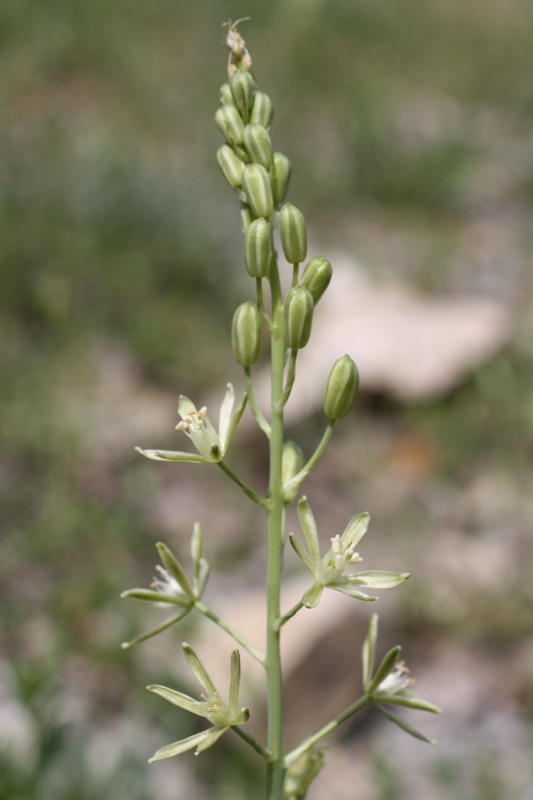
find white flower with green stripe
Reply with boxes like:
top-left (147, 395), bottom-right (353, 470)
top-left (289, 497), bottom-right (410, 608)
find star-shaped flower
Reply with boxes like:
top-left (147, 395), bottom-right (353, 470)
top-left (136, 383), bottom-right (247, 464)
top-left (362, 613), bottom-right (441, 743)
top-left (147, 644), bottom-right (249, 760)
top-left (289, 497), bottom-right (410, 608)
top-left (121, 524), bottom-right (209, 648)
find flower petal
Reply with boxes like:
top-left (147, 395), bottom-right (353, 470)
top-left (367, 646), bottom-right (401, 695)
top-left (217, 383), bottom-right (235, 451)
top-left (197, 558), bottom-right (211, 596)
top-left (121, 609), bottom-right (191, 649)
top-left (183, 643), bottom-right (218, 696)
top-left (135, 447), bottom-right (213, 464)
top-left (149, 729), bottom-right (216, 762)
top-left (220, 387), bottom-right (248, 453)
top-left (178, 395), bottom-right (197, 420)
top-left (229, 650), bottom-right (241, 716)
top-left (329, 584), bottom-right (377, 602)
top-left (373, 694), bottom-right (441, 714)
top-left (374, 704), bottom-right (436, 745)
top-left (297, 497), bottom-right (321, 565)
top-left (341, 512), bottom-right (370, 549)
top-left (301, 582), bottom-right (323, 609)
top-left (345, 571), bottom-right (410, 588)
top-left (288, 533), bottom-right (315, 575)
top-left (147, 684), bottom-right (207, 717)
top-left (156, 543), bottom-right (194, 601)
top-left (120, 588), bottom-right (190, 607)
top-left (191, 523), bottom-right (203, 590)
top-left (194, 725), bottom-right (228, 754)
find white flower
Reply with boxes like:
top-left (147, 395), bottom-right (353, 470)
top-left (136, 383), bottom-right (247, 464)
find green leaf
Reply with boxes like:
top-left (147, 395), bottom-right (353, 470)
top-left (135, 447), bottom-right (212, 464)
top-left (345, 571), bottom-right (410, 588)
top-left (147, 685), bottom-right (207, 717)
top-left (156, 543), bottom-right (194, 600)
top-left (368, 646), bottom-right (401, 695)
top-left (288, 533), bottom-right (314, 574)
top-left (362, 613), bottom-right (378, 690)
top-left (375, 704), bottom-right (436, 744)
top-left (297, 497), bottom-right (321, 564)
top-left (120, 588), bottom-right (190, 606)
top-left (301, 582), bottom-right (323, 608)
top-left (149, 729), bottom-right (216, 762)
top-left (121, 609), bottom-right (191, 649)
top-left (183, 643), bottom-right (218, 696)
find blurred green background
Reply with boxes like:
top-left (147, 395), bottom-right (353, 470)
top-left (1, 0), bottom-right (533, 798)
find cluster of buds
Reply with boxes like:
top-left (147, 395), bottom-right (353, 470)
top-left (216, 22), bottom-right (359, 426)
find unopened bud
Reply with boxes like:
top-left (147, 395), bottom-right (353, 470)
top-left (244, 123), bottom-right (273, 170)
top-left (242, 164), bottom-right (274, 219)
top-left (229, 69), bottom-right (256, 122)
top-left (232, 301), bottom-right (262, 367)
top-left (324, 355), bottom-right (359, 420)
top-left (219, 83), bottom-right (235, 107)
top-left (216, 145), bottom-right (245, 190)
top-left (215, 105), bottom-right (245, 148)
top-left (271, 152), bottom-right (291, 206)
top-left (279, 203), bottom-right (307, 264)
top-left (300, 257), bottom-right (332, 304)
top-left (251, 91), bottom-right (273, 129)
top-left (284, 286), bottom-right (314, 350)
top-left (245, 218), bottom-right (273, 278)
top-left (282, 440), bottom-right (305, 504)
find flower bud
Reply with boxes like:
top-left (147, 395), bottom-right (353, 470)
top-left (242, 164), bottom-right (274, 219)
top-left (216, 145), bottom-right (245, 190)
top-left (229, 69), bottom-right (256, 122)
top-left (300, 257), bottom-right (332, 304)
top-left (215, 105), bottom-right (245, 148)
top-left (284, 286), bottom-right (314, 350)
top-left (279, 203), bottom-right (307, 264)
top-left (282, 440), bottom-right (305, 504)
top-left (219, 83), bottom-right (235, 107)
top-left (271, 152), bottom-right (291, 206)
top-left (243, 123), bottom-right (273, 170)
top-left (250, 91), bottom-right (273, 129)
top-left (324, 355), bottom-right (359, 420)
top-left (245, 218), bottom-right (273, 278)
top-left (232, 301), bottom-right (262, 366)
top-left (240, 202), bottom-right (254, 233)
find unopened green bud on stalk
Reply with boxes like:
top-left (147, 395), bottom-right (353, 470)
top-left (244, 123), bottom-right (273, 170)
top-left (271, 152), bottom-right (291, 206)
top-left (232, 301), bottom-right (262, 366)
top-left (229, 69), bottom-right (256, 121)
top-left (219, 83), bottom-right (235, 107)
top-left (215, 105), bottom-right (245, 148)
top-left (284, 286), bottom-right (314, 350)
top-left (250, 91), bottom-right (273, 129)
top-left (242, 163), bottom-right (274, 219)
top-left (300, 257), bottom-right (333, 304)
top-left (324, 355), bottom-right (359, 420)
top-left (279, 203), bottom-right (307, 264)
top-left (245, 218), bottom-right (273, 278)
top-left (282, 440), bottom-right (305, 504)
top-left (216, 145), bottom-right (245, 190)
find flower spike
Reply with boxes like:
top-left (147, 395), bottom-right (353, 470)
top-left (289, 498), bottom-right (410, 609)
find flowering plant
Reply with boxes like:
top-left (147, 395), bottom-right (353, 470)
top-left (121, 20), bottom-right (440, 799)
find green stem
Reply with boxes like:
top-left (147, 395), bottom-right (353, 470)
top-left (283, 420), bottom-right (335, 495)
top-left (232, 725), bottom-right (271, 760)
top-left (256, 277), bottom-right (273, 331)
top-left (291, 262), bottom-right (299, 288)
top-left (278, 349), bottom-right (297, 410)
top-left (275, 600), bottom-right (303, 631)
top-left (284, 694), bottom-right (369, 768)
top-left (195, 601), bottom-right (266, 666)
top-left (244, 367), bottom-right (271, 438)
top-left (217, 460), bottom-right (269, 510)
top-left (265, 255), bottom-right (286, 799)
